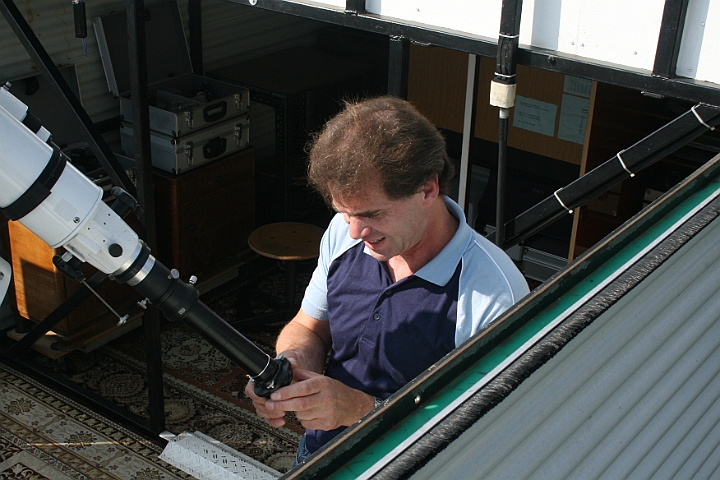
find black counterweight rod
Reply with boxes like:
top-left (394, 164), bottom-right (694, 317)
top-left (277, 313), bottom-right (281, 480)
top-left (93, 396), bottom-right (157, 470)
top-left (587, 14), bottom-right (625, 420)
top-left (116, 246), bottom-right (292, 397)
top-left (496, 109), bottom-right (509, 247)
top-left (491, 0), bottom-right (523, 247)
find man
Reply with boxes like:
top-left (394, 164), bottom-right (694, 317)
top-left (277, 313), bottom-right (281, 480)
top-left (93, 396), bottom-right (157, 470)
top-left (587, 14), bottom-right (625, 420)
top-left (246, 95), bottom-right (529, 463)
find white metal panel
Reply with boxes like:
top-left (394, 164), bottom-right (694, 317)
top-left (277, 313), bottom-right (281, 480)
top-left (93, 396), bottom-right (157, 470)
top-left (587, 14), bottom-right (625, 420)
top-left (524, 0), bottom-right (664, 71)
top-left (366, 0), bottom-right (504, 42)
top-left (568, 0), bottom-right (664, 72)
top-left (311, 0), bottom-right (668, 73)
top-left (524, 0), bottom-right (564, 51)
top-left (677, 0), bottom-right (720, 84)
top-left (309, 0), bottom-right (720, 85)
top-left (411, 214), bottom-right (720, 479)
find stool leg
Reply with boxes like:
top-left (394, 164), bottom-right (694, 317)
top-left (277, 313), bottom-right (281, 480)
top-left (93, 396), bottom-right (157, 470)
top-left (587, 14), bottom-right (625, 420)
top-left (284, 261), bottom-right (297, 309)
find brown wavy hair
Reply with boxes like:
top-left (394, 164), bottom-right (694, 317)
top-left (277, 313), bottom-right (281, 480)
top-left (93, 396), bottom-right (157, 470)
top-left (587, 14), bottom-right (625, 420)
top-left (307, 96), bottom-right (454, 205)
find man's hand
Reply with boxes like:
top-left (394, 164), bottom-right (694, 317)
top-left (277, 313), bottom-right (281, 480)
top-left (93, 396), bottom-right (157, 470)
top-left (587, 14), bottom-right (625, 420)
top-left (244, 375), bottom-right (290, 428)
top-left (245, 355), bottom-right (375, 430)
top-left (244, 351), bottom-right (305, 428)
top-left (264, 367), bottom-right (375, 431)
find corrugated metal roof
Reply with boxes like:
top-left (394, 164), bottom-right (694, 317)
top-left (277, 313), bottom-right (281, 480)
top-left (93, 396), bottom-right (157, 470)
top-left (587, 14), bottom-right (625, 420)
top-left (412, 202), bottom-right (720, 479)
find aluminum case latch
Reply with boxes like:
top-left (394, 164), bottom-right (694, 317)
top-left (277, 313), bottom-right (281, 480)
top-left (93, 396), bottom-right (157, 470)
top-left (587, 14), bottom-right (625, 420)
top-left (185, 141), bottom-right (194, 166)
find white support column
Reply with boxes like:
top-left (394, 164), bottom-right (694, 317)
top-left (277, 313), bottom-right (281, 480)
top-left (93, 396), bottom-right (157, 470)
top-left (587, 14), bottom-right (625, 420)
top-left (458, 53), bottom-right (477, 218)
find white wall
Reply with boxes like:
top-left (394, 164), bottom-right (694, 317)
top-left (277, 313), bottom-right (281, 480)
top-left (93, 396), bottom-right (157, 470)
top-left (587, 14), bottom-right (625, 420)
top-left (677, 0), bottom-right (720, 85)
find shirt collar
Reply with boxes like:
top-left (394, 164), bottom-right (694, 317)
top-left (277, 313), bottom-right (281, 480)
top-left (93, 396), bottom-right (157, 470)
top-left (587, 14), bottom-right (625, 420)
top-left (414, 196), bottom-right (473, 286)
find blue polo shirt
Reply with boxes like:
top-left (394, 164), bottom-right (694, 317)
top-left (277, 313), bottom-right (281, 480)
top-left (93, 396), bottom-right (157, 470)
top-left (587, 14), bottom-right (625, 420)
top-left (300, 197), bottom-right (528, 452)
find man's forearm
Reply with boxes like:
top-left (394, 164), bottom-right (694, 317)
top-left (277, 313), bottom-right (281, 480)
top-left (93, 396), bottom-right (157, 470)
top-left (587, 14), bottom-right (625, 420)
top-left (276, 312), bottom-right (330, 374)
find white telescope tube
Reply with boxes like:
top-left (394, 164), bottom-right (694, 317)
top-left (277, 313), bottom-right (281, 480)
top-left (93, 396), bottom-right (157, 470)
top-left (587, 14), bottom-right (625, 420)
top-left (0, 103), bottom-right (140, 274)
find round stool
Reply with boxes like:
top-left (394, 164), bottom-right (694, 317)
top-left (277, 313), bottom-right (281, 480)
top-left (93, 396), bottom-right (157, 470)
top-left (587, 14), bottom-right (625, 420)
top-left (247, 222), bottom-right (324, 308)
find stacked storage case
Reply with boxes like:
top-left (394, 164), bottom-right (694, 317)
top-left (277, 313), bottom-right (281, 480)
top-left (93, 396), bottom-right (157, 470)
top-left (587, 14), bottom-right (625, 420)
top-left (93, 0), bottom-right (249, 174)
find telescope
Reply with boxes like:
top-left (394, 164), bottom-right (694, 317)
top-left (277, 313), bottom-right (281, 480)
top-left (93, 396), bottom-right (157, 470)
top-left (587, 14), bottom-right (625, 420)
top-left (0, 83), bottom-right (291, 398)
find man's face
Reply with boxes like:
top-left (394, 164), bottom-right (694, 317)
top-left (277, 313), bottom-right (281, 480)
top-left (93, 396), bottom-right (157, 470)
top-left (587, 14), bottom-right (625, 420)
top-left (331, 178), bottom-right (433, 262)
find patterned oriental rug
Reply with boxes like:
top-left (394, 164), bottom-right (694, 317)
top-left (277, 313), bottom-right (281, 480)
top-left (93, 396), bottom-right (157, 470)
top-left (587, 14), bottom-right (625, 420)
top-left (12, 259), bottom-right (314, 477)
top-left (0, 361), bottom-right (193, 479)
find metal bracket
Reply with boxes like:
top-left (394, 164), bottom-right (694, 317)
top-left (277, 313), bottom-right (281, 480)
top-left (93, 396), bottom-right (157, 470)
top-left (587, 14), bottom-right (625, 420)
top-left (345, 0), bottom-right (366, 15)
top-left (185, 141), bottom-right (194, 165)
top-left (234, 123), bottom-right (244, 146)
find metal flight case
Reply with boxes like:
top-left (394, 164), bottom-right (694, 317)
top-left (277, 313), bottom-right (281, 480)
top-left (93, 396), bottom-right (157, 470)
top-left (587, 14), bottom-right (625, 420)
top-left (120, 114), bottom-right (249, 175)
top-left (93, 0), bottom-right (250, 173)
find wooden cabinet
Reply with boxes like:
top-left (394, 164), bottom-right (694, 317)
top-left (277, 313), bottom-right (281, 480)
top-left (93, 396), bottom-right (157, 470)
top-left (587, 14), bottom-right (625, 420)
top-left (152, 147), bottom-right (256, 281)
top-left (6, 220), bottom-right (144, 352)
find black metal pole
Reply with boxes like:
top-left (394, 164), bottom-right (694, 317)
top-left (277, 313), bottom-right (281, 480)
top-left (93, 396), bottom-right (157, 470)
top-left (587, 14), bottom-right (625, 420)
top-left (501, 103), bottom-right (720, 249)
top-left (127, 0), bottom-right (155, 244)
top-left (490, 0), bottom-right (523, 247)
top-left (653, 0), bottom-right (690, 78)
top-left (126, 0), bottom-right (165, 433)
top-left (388, 36), bottom-right (410, 98)
top-left (345, 0), bottom-right (366, 15)
top-left (188, 0), bottom-right (203, 75)
top-left (496, 109), bottom-right (509, 247)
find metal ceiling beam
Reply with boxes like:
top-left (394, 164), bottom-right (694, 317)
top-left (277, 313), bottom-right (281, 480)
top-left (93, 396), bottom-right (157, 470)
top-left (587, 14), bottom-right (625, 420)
top-left (226, 0), bottom-right (720, 107)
